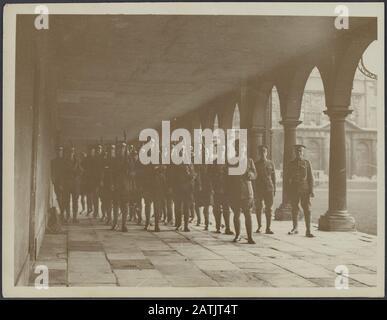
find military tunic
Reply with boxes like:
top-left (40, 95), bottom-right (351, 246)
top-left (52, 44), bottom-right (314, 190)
top-left (227, 157), bottom-right (257, 241)
top-left (254, 158), bottom-right (276, 231)
top-left (210, 163), bottom-right (232, 233)
top-left (286, 157), bottom-right (314, 234)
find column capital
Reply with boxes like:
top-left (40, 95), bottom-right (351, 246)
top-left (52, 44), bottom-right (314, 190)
top-left (324, 108), bottom-right (353, 120)
top-left (279, 119), bottom-right (302, 128)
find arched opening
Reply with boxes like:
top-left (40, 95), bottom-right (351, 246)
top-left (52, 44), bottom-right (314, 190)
top-left (296, 67), bottom-right (328, 176)
top-left (213, 114), bottom-right (219, 130)
top-left (348, 42), bottom-right (378, 129)
top-left (269, 86), bottom-right (282, 169)
top-left (306, 139), bottom-right (321, 170)
top-left (300, 67), bottom-right (327, 127)
top-left (232, 103), bottom-right (240, 129)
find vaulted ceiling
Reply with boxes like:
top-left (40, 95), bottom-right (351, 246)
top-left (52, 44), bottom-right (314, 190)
top-left (41, 15), bottom-right (375, 143)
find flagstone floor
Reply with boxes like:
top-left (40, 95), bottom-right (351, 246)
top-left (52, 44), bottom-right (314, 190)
top-left (30, 213), bottom-right (378, 288)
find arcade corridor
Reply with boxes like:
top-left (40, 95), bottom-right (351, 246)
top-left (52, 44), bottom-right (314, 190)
top-left (13, 13), bottom-right (378, 288)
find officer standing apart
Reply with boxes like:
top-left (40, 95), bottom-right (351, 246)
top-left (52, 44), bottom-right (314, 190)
top-left (254, 146), bottom-right (276, 234)
top-left (287, 144), bottom-right (315, 238)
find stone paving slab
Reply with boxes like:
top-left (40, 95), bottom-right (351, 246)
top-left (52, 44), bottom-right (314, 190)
top-left (347, 274), bottom-right (378, 286)
top-left (30, 214), bottom-right (377, 289)
top-left (68, 272), bottom-right (116, 285)
top-left (110, 259), bottom-right (155, 270)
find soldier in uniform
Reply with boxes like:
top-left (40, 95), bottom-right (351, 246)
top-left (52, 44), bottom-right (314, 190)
top-left (287, 144), bottom-right (315, 238)
top-left (166, 154), bottom-right (180, 228)
top-left (127, 144), bottom-right (142, 224)
top-left (152, 161), bottom-right (168, 232)
top-left (79, 151), bottom-right (88, 214)
top-left (84, 145), bottom-right (96, 216)
top-left (93, 143), bottom-right (104, 218)
top-left (190, 146), bottom-right (203, 225)
top-left (112, 141), bottom-right (129, 232)
top-left (51, 145), bottom-right (67, 222)
top-left (211, 144), bottom-right (233, 234)
top-left (163, 146), bottom-right (174, 226)
top-left (254, 145), bottom-right (276, 234)
top-left (100, 144), bottom-right (116, 224)
top-left (168, 145), bottom-right (183, 230)
top-left (176, 146), bottom-right (197, 232)
top-left (195, 162), bottom-right (213, 229)
top-left (66, 146), bottom-right (84, 223)
top-left (227, 139), bottom-right (257, 244)
top-left (139, 141), bottom-right (155, 231)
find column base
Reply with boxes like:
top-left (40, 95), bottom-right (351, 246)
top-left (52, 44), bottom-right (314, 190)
top-left (274, 203), bottom-right (303, 221)
top-left (318, 211), bottom-right (356, 231)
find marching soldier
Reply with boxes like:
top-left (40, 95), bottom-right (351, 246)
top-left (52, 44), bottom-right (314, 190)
top-left (166, 152), bottom-right (180, 228)
top-left (100, 144), bottom-right (116, 224)
top-left (112, 141), bottom-right (129, 232)
top-left (79, 152), bottom-right (88, 214)
top-left (127, 144), bottom-right (142, 224)
top-left (254, 146), bottom-right (276, 234)
top-left (139, 141), bottom-right (155, 231)
top-left (195, 162), bottom-right (213, 229)
top-left (211, 145), bottom-right (233, 234)
top-left (163, 145), bottom-right (174, 225)
top-left (152, 162), bottom-right (168, 232)
top-left (227, 139), bottom-right (257, 244)
top-left (51, 145), bottom-right (67, 222)
top-left (191, 147), bottom-right (203, 225)
top-left (66, 146), bottom-right (84, 223)
top-left (176, 146), bottom-right (197, 232)
top-left (93, 143), bottom-right (104, 218)
top-left (84, 145), bottom-right (97, 216)
top-left (287, 144), bottom-right (315, 238)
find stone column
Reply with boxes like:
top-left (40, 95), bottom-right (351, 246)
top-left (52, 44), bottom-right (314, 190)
top-left (274, 119), bottom-right (302, 220)
top-left (318, 108), bottom-right (356, 231)
top-left (249, 126), bottom-right (265, 161)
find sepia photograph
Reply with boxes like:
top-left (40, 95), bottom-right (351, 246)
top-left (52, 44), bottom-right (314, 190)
top-left (2, 2), bottom-right (385, 298)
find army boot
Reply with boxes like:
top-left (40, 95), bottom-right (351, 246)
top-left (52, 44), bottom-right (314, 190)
top-left (245, 212), bottom-right (255, 244)
top-left (265, 210), bottom-right (274, 234)
top-left (288, 210), bottom-right (299, 235)
top-left (304, 211), bottom-right (315, 237)
top-left (183, 211), bottom-right (190, 232)
top-left (255, 205), bottom-right (262, 233)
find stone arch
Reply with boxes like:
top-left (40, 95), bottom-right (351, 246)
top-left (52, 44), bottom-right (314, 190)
top-left (274, 61), bottom-right (317, 121)
top-left (317, 36), bottom-right (377, 108)
top-left (217, 101), bottom-right (237, 130)
top-left (251, 81), bottom-right (274, 129)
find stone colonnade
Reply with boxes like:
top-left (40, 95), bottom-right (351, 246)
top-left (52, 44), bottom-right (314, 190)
top-left (173, 30), bottom-right (376, 232)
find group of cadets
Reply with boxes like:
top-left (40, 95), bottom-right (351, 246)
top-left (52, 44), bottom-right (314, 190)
top-left (51, 139), bottom-right (315, 245)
